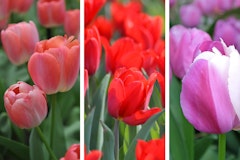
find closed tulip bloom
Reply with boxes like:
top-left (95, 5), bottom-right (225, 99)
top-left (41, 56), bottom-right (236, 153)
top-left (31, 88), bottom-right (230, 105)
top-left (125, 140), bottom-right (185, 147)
top-left (170, 25), bottom-right (211, 79)
top-left (85, 147), bottom-right (102, 160)
top-left (28, 36), bottom-right (80, 94)
top-left (64, 9), bottom-right (80, 37)
top-left (4, 81), bottom-right (47, 129)
top-left (84, 69), bottom-right (88, 96)
top-left (9, 0), bottom-right (33, 13)
top-left (136, 136), bottom-right (165, 160)
top-left (1, 21), bottom-right (39, 65)
top-left (84, 26), bottom-right (101, 75)
top-left (37, 0), bottom-right (66, 28)
top-left (60, 144), bottom-right (80, 160)
top-left (107, 68), bottom-right (161, 125)
top-left (102, 37), bottom-right (143, 74)
top-left (93, 16), bottom-right (114, 41)
top-left (213, 17), bottom-right (240, 52)
top-left (181, 41), bottom-right (240, 133)
top-left (180, 4), bottom-right (202, 27)
top-left (0, 0), bottom-right (9, 20)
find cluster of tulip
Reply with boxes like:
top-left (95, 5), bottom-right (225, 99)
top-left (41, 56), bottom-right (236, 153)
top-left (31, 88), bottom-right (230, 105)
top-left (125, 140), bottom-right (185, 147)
top-left (0, 0), bottom-right (80, 159)
top-left (84, 0), bottom-right (165, 159)
top-left (170, 0), bottom-right (240, 159)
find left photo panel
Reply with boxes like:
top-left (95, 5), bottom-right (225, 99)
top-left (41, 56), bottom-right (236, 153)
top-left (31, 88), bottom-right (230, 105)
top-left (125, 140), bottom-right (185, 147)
top-left (0, 0), bottom-right (80, 159)
top-left (84, 0), bottom-right (166, 159)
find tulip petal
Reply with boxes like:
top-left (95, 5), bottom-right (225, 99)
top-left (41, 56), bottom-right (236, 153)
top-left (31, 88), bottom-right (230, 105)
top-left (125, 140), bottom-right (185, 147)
top-left (181, 55), bottom-right (236, 133)
top-left (107, 78), bottom-right (125, 118)
top-left (123, 107), bottom-right (160, 125)
top-left (28, 52), bottom-right (61, 94)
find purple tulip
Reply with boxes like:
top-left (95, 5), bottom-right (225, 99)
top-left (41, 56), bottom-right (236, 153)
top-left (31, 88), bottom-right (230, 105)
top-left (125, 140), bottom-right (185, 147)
top-left (170, 25), bottom-right (211, 79)
top-left (181, 40), bottom-right (240, 133)
top-left (213, 17), bottom-right (240, 52)
top-left (180, 4), bottom-right (202, 27)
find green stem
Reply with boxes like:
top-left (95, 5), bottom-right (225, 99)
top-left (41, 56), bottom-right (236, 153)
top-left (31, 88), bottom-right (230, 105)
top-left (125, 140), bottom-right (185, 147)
top-left (114, 119), bottom-right (119, 160)
top-left (50, 94), bottom-right (56, 152)
top-left (36, 127), bottom-right (57, 160)
top-left (46, 28), bottom-right (52, 39)
top-left (218, 134), bottom-right (226, 160)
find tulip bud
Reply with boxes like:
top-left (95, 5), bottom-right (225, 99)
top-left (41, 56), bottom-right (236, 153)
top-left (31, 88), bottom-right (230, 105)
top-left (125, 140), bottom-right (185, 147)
top-left (180, 4), bottom-right (202, 27)
top-left (37, 0), bottom-right (66, 27)
top-left (1, 21), bottom-right (39, 65)
top-left (0, 0), bottom-right (9, 21)
top-left (64, 9), bottom-right (80, 37)
top-left (4, 81), bottom-right (47, 129)
top-left (84, 69), bottom-right (88, 96)
top-left (28, 36), bottom-right (80, 94)
top-left (170, 25), bottom-right (211, 79)
top-left (9, 0), bottom-right (33, 13)
top-left (107, 68), bottom-right (161, 125)
top-left (181, 40), bottom-right (240, 133)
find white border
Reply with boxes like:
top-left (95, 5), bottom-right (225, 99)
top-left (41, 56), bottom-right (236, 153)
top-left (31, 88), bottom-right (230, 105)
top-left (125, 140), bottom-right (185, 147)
top-left (80, 0), bottom-right (85, 159)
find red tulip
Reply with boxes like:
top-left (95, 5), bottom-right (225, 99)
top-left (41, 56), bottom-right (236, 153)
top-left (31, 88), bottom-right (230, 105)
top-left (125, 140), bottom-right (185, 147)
top-left (85, 147), bottom-right (102, 160)
top-left (84, 0), bottom-right (106, 26)
top-left (93, 16), bottom-right (114, 41)
top-left (84, 69), bottom-right (88, 96)
top-left (107, 68), bottom-right (161, 125)
top-left (136, 136), bottom-right (165, 160)
top-left (9, 0), bottom-right (33, 13)
top-left (64, 9), bottom-right (80, 37)
top-left (110, 1), bottom-right (142, 33)
top-left (4, 81), bottom-right (47, 129)
top-left (102, 37), bottom-right (143, 74)
top-left (84, 25), bottom-right (101, 75)
top-left (28, 36), bottom-right (80, 94)
top-left (37, 0), bottom-right (66, 27)
top-left (124, 13), bottom-right (163, 49)
top-left (1, 21), bottom-right (39, 65)
top-left (60, 144), bottom-right (80, 160)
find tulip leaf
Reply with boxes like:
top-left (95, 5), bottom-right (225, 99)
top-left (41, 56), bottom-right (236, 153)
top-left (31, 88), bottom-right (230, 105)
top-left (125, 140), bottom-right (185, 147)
top-left (0, 112), bottom-right (11, 138)
top-left (124, 111), bottom-right (164, 160)
top-left (100, 121), bottom-right (115, 160)
top-left (0, 135), bottom-right (29, 160)
top-left (170, 75), bottom-right (194, 160)
top-left (123, 125), bottom-right (136, 155)
top-left (194, 135), bottom-right (215, 160)
top-left (29, 128), bottom-right (46, 160)
top-left (90, 74), bottom-right (111, 150)
top-left (84, 108), bottom-right (95, 151)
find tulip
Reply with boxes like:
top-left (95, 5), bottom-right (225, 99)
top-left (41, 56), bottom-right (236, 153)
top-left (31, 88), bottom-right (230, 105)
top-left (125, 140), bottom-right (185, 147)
top-left (1, 21), bottom-right (39, 65)
top-left (170, 25), bottom-right (211, 79)
top-left (9, 0), bottom-right (33, 13)
top-left (84, 0), bottom-right (106, 26)
top-left (4, 81), bottom-right (47, 129)
top-left (93, 16), bottom-right (114, 41)
top-left (84, 26), bottom-right (101, 75)
top-left (37, 0), bottom-right (66, 27)
top-left (60, 144), bottom-right (80, 160)
top-left (107, 67), bottom-right (161, 125)
top-left (213, 17), bottom-right (240, 52)
top-left (85, 147), bottom-right (102, 160)
top-left (64, 9), bottom-right (80, 37)
top-left (180, 4), bottom-right (202, 27)
top-left (102, 37), bottom-right (143, 74)
top-left (84, 69), bottom-right (88, 96)
top-left (110, 1), bottom-right (142, 33)
top-left (180, 40), bottom-right (240, 133)
top-left (28, 36), bottom-right (80, 94)
top-left (124, 13), bottom-right (163, 49)
top-left (0, 0), bottom-right (9, 21)
top-left (136, 136), bottom-right (165, 160)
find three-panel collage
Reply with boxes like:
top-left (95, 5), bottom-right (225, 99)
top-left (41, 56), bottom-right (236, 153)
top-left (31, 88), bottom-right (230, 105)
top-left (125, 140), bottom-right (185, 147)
top-left (0, 0), bottom-right (240, 159)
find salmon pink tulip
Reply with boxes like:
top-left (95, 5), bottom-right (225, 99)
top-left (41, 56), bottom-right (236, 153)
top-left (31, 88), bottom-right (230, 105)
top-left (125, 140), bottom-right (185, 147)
top-left (1, 21), bottom-right (39, 65)
top-left (181, 40), bottom-right (240, 133)
top-left (0, 0), bottom-right (9, 21)
top-left (4, 81), bottom-right (47, 129)
top-left (107, 68), bottom-right (161, 125)
top-left (9, 0), bottom-right (33, 13)
top-left (84, 26), bottom-right (101, 75)
top-left (102, 37), bottom-right (143, 74)
top-left (28, 36), bottom-right (80, 94)
top-left (64, 9), bottom-right (80, 37)
top-left (136, 136), bottom-right (165, 160)
top-left (60, 144), bottom-right (80, 160)
top-left (37, 0), bottom-right (66, 27)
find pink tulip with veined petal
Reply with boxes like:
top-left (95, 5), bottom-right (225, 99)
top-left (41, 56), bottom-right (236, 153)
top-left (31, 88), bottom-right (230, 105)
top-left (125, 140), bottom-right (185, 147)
top-left (28, 36), bottom-right (80, 94)
top-left (4, 81), bottom-right (47, 129)
top-left (181, 40), bottom-right (240, 133)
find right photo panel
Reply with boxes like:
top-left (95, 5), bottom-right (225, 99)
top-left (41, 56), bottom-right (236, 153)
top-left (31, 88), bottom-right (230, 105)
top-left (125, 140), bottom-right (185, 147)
top-left (170, 0), bottom-right (240, 159)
